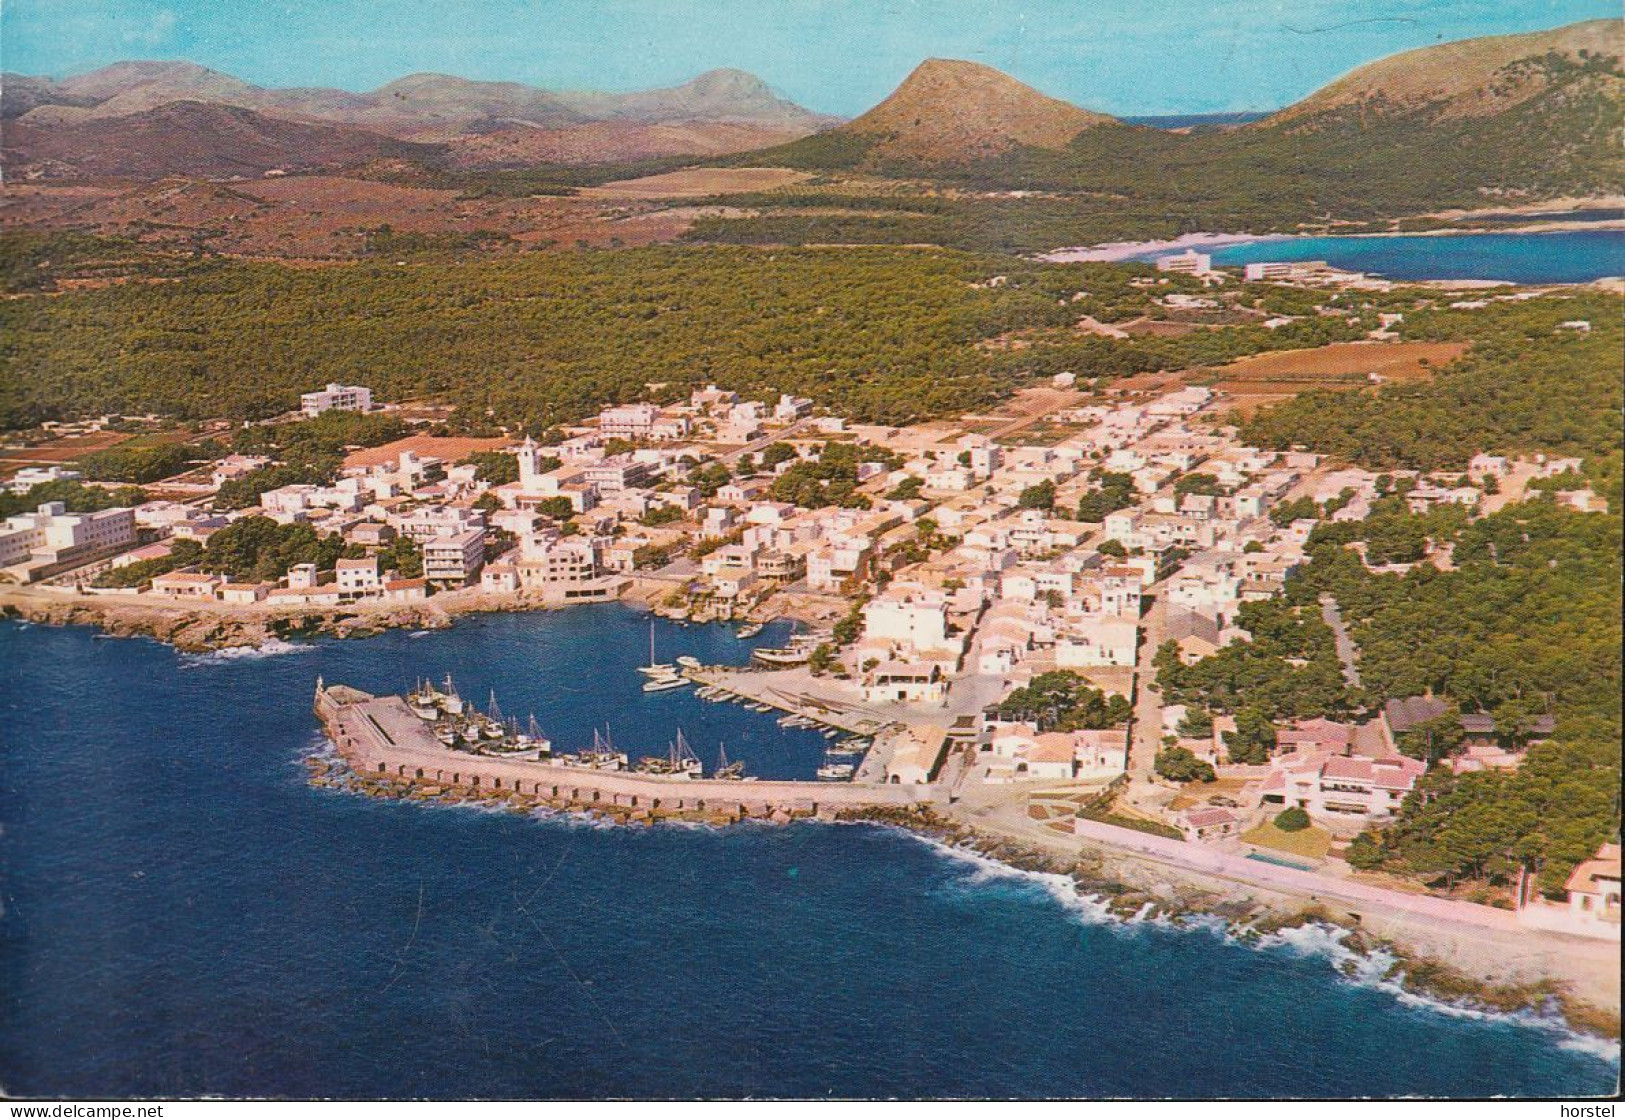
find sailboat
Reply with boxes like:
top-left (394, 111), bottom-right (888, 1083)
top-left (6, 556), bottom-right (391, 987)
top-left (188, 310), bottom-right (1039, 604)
top-left (581, 727), bottom-right (628, 770)
top-left (637, 619), bottom-right (677, 677)
top-left (670, 730), bottom-right (704, 779)
top-left (714, 742), bottom-right (745, 781)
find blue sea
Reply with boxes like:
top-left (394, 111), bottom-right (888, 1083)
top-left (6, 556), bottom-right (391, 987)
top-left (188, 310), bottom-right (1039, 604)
top-left (1, 609), bottom-right (1618, 1099)
top-left (1198, 230), bottom-right (1625, 284)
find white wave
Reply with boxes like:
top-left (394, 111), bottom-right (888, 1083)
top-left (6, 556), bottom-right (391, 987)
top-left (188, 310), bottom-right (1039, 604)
top-left (1559, 1032), bottom-right (1622, 1064)
top-left (913, 834), bottom-right (1120, 926)
top-left (180, 639), bottom-right (314, 665)
top-left (909, 833), bottom-right (1620, 1060)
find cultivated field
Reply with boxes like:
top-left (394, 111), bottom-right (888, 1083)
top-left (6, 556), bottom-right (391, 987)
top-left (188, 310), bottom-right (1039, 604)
top-left (342, 435), bottom-right (512, 470)
top-left (1202, 340), bottom-right (1471, 414)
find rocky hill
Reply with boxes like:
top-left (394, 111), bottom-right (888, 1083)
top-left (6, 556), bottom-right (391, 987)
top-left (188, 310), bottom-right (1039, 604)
top-left (3, 100), bottom-right (441, 179)
top-left (827, 58), bottom-right (1114, 162)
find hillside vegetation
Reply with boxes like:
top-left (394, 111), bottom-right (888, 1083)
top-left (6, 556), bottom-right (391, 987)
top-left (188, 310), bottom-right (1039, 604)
top-left (702, 22), bottom-right (1622, 251)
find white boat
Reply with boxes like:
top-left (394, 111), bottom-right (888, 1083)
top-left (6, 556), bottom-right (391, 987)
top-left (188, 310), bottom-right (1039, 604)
top-left (816, 762), bottom-right (855, 781)
top-left (676, 655), bottom-right (702, 670)
top-left (643, 677), bottom-right (688, 693)
top-left (736, 623), bottom-right (764, 639)
top-left (638, 620), bottom-right (676, 676)
top-left (750, 646), bottom-right (809, 666)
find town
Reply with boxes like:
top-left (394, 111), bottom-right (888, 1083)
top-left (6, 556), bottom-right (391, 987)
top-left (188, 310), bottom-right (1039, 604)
top-left (2, 256), bottom-right (1616, 946)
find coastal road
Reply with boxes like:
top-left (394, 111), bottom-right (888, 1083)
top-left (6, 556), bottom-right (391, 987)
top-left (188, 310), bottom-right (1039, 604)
top-left (943, 788), bottom-right (1623, 1014)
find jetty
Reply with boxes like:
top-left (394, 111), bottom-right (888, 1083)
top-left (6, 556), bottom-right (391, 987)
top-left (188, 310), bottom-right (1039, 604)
top-left (315, 681), bottom-right (936, 823)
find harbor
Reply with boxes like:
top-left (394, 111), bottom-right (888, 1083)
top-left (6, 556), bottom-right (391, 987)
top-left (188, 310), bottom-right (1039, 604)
top-left (315, 678), bottom-right (937, 825)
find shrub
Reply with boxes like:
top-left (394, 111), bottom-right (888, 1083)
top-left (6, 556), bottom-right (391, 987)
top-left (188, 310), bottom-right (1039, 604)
top-left (1274, 806), bottom-right (1312, 832)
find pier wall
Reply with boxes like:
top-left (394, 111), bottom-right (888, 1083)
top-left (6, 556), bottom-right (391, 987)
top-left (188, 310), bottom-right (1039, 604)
top-left (317, 686), bottom-right (936, 819)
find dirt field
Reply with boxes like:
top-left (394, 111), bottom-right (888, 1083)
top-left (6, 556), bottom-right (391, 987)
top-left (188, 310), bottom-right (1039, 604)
top-left (342, 435), bottom-right (512, 470)
top-left (1205, 340), bottom-right (1471, 414)
top-left (581, 167), bottom-right (812, 199)
top-left (1, 174), bottom-right (706, 260)
top-left (0, 431), bottom-right (133, 464)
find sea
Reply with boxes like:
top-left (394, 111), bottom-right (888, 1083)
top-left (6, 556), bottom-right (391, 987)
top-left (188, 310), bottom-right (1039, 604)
top-left (2, 607), bottom-right (1618, 1099)
top-left (1189, 229), bottom-right (1625, 284)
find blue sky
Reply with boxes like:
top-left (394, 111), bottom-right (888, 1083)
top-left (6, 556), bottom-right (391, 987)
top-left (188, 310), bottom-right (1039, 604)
top-left (2, 0), bottom-right (1615, 115)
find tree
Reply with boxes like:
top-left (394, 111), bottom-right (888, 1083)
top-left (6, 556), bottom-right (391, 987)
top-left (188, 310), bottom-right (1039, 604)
top-left (1098, 538), bottom-right (1127, 559)
top-left (1274, 807), bottom-right (1312, 832)
top-left (1154, 747), bottom-right (1216, 784)
top-left (463, 451), bottom-right (519, 485)
top-left (996, 671), bottom-right (1131, 731)
top-left (886, 476), bottom-right (924, 501)
top-left (1018, 479), bottom-right (1056, 510)
top-left (640, 504), bottom-right (685, 526)
top-left (807, 643), bottom-right (836, 676)
top-left (378, 536), bottom-right (423, 579)
top-left (534, 497), bottom-right (575, 521)
top-left (760, 442), bottom-right (799, 468)
top-left (1223, 707), bottom-right (1277, 765)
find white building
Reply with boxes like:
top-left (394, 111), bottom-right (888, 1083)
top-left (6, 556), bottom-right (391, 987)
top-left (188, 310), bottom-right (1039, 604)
top-left (1155, 250), bottom-right (1212, 276)
top-left (0, 502), bottom-right (137, 575)
top-left (422, 529), bottom-right (487, 587)
top-left (300, 383), bottom-right (373, 417)
top-left (599, 403), bottom-right (660, 440)
top-left (6, 465), bottom-right (81, 493)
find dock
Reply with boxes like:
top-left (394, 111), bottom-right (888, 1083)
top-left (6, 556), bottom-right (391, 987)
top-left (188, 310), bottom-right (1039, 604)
top-left (315, 682), bottom-right (937, 823)
top-left (684, 665), bottom-right (890, 737)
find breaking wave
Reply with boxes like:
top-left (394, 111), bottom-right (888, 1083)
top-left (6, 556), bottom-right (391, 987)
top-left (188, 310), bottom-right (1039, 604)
top-left (915, 831), bottom-right (1619, 1064)
top-left (180, 639), bottom-right (315, 665)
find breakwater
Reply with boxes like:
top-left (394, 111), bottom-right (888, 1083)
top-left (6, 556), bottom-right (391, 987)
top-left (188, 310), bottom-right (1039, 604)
top-left (317, 682), bottom-right (936, 823)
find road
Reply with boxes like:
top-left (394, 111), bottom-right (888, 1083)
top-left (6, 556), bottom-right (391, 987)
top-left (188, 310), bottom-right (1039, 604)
top-left (1318, 593), bottom-right (1362, 688)
top-left (720, 417), bottom-right (815, 465)
top-left (1126, 583), bottom-right (1170, 793)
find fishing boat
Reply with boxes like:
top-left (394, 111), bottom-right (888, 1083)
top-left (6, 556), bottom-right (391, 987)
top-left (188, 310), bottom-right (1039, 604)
top-left (713, 742), bottom-right (745, 780)
top-left (662, 730), bottom-right (703, 779)
top-left (816, 760), bottom-right (855, 781)
top-left (736, 622), bottom-right (764, 639)
top-left (579, 728), bottom-right (628, 771)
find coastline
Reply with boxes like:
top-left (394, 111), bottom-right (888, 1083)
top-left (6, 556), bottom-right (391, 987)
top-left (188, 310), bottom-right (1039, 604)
top-left (0, 576), bottom-right (841, 652)
top-left (1044, 218), bottom-right (1625, 265)
top-left (314, 742), bottom-right (1623, 1044)
top-left (834, 805), bottom-right (1622, 1042)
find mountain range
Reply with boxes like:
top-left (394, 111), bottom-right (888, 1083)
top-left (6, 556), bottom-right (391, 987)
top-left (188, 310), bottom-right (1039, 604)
top-left (3, 18), bottom-right (1620, 210)
top-left (2, 61), bottom-right (840, 175)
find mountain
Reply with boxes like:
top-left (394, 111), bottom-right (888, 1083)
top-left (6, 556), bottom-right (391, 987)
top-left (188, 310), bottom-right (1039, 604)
top-left (553, 69), bottom-right (838, 130)
top-left (731, 21), bottom-right (1620, 205)
top-left (3, 100), bottom-right (440, 179)
top-left (824, 58), bottom-right (1114, 163)
top-left (1272, 18), bottom-right (1623, 123)
top-left (5, 60), bottom-right (836, 140)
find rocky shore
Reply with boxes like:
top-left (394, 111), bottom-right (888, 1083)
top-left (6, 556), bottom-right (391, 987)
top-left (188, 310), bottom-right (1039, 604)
top-left (0, 589), bottom-right (466, 651)
top-left (295, 744), bottom-right (1624, 1044)
top-left (835, 805), bottom-right (1622, 1042)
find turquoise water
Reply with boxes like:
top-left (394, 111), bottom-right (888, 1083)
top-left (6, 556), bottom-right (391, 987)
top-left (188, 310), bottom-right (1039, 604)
top-left (1, 609), bottom-right (1618, 1098)
top-left (1198, 230), bottom-right (1624, 284)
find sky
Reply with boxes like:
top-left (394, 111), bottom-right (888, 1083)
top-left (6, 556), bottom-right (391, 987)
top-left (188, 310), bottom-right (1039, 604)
top-left (2, 0), bottom-right (1616, 116)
